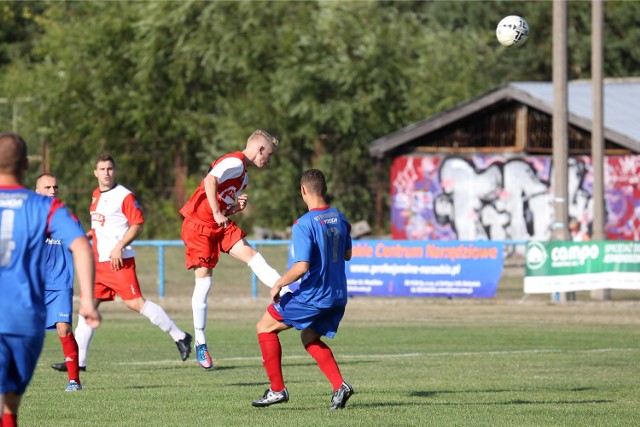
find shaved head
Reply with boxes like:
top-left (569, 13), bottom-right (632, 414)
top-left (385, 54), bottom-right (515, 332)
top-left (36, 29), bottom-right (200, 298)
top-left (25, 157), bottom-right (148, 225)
top-left (0, 132), bottom-right (28, 176)
top-left (36, 173), bottom-right (59, 197)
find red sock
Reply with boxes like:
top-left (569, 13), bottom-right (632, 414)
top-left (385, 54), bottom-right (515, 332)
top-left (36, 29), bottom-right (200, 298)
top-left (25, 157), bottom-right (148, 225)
top-left (60, 333), bottom-right (80, 383)
top-left (2, 412), bottom-right (17, 427)
top-left (305, 339), bottom-right (343, 391)
top-left (258, 332), bottom-right (285, 392)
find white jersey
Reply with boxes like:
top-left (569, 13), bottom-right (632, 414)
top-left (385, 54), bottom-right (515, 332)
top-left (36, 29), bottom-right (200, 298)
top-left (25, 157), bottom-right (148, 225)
top-left (90, 184), bottom-right (144, 262)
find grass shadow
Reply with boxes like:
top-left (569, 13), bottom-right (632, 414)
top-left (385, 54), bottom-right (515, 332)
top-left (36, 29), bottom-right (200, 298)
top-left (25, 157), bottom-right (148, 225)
top-left (410, 386), bottom-right (597, 398)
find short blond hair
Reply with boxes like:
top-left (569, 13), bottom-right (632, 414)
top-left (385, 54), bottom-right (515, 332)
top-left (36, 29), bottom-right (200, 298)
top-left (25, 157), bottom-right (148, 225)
top-left (249, 129), bottom-right (279, 148)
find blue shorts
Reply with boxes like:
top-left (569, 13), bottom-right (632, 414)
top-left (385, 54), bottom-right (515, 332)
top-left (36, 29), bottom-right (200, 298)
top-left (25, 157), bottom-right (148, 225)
top-left (44, 288), bottom-right (74, 330)
top-left (0, 334), bottom-right (45, 395)
top-left (270, 293), bottom-right (346, 339)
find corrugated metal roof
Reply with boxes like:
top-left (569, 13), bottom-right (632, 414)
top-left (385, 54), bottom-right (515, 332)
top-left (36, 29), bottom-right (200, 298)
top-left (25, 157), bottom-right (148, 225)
top-left (368, 78), bottom-right (640, 158)
top-left (511, 79), bottom-right (640, 144)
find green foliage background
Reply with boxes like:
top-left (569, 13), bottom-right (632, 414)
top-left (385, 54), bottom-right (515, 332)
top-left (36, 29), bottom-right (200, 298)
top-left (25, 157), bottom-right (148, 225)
top-left (1, 0), bottom-right (639, 237)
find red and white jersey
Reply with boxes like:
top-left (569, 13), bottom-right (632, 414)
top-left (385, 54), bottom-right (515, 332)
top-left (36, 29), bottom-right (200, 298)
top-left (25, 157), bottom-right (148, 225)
top-left (179, 151), bottom-right (248, 227)
top-left (90, 184), bottom-right (144, 262)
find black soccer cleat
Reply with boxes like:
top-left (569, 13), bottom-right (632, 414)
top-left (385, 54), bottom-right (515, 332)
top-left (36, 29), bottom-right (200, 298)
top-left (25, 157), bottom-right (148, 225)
top-left (252, 388), bottom-right (290, 407)
top-left (51, 362), bottom-right (86, 372)
top-left (175, 333), bottom-right (193, 361)
top-left (329, 382), bottom-right (354, 410)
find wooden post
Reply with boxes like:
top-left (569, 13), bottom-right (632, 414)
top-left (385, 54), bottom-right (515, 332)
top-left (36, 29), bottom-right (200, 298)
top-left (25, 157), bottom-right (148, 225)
top-left (552, 0), bottom-right (575, 302)
top-left (590, 0), bottom-right (610, 300)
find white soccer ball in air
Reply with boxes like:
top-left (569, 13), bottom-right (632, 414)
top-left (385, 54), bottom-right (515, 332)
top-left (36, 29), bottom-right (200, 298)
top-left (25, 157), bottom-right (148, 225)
top-left (496, 15), bottom-right (529, 47)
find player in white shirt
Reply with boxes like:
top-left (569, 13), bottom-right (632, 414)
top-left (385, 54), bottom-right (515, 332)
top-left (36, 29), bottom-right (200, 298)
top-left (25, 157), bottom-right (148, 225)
top-left (51, 155), bottom-right (191, 372)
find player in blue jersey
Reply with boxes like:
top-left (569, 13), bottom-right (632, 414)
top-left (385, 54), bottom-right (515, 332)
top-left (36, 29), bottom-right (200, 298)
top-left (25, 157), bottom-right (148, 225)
top-left (252, 169), bottom-right (354, 410)
top-left (0, 133), bottom-right (101, 427)
top-left (35, 173), bottom-right (85, 392)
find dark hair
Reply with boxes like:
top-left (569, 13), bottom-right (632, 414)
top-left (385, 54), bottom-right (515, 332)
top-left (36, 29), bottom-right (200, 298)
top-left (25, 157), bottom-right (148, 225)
top-left (300, 169), bottom-right (327, 196)
top-left (95, 154), bottom-right (116, 169)
top-left (0, 132), bottom-right (27, 175)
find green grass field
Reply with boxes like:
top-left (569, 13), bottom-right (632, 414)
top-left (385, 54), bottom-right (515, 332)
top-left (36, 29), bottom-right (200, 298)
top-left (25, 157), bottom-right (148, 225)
top-left (19, 245), bottom-right (640, 427)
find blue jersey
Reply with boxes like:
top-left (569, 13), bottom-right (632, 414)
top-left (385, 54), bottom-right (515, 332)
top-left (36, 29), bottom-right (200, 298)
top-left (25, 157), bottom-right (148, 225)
top-left (289, 206), bottom-right (352, 308)
top-left (0, 186), bottom-right (85, 337)
top-left (44, 214), bottom-right (82, 291)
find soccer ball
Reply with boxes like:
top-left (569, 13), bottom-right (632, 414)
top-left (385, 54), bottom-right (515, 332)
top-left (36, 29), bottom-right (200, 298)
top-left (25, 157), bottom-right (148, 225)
top-left (496, 15), bottom-right (529, 47)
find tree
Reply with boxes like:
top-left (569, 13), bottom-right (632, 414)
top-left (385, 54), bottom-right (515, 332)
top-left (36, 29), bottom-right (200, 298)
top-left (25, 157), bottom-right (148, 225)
top-left (2, 1), bottom-right (639, 237)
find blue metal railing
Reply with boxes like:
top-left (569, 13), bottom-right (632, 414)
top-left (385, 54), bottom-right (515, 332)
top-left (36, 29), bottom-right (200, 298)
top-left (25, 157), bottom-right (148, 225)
top-left (132, 240), bottom-right (290, 299)
top-left (133, 239), bottom-right (527, 300)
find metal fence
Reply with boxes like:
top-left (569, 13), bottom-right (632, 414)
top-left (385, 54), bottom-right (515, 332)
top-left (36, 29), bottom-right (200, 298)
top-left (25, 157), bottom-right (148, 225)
top-left (133, 239), bottom-right (528, 299)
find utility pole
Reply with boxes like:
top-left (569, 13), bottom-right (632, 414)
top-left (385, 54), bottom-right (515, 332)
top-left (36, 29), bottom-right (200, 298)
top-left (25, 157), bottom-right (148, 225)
top-left (552, 0), bottom-right (574, 302)
top-left (590, 0), bottom-right (610, 300)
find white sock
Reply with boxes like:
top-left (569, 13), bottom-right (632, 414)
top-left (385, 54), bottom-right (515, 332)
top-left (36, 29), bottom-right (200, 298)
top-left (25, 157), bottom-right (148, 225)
top-left (140, 300), bottom-right (185, 342)
top-left (247, 253), bottom-right (291, 295)
top-left (192, 277), bottom-right (212, 344)
top-left (74, 314), bottom-right (94, 367)
top-left (247, 252), bottom-right (280, 287)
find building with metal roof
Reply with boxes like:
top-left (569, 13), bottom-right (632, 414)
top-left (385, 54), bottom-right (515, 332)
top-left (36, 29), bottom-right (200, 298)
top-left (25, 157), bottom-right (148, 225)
top-left (366, 79), bottom-right (640, 243)
top-left (369, 78), bottom-right (640, 159)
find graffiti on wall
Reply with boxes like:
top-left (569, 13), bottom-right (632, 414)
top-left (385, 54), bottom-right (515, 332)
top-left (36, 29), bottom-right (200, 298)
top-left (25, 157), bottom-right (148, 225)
top-left (390, 154), bottom-right (640, 242)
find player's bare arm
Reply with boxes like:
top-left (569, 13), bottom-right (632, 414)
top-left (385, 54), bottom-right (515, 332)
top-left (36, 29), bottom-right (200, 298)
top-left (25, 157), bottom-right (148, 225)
top-left (271, 261), bottom-right (309, 303)
top-left (226, 193), bottom-right (248, 216)
top-left (69, 236), bottom-right (101, 329)
top-left (203, 173), bottom-right (228, 227)
top-left (109, 223), bottom-right (143, 270)
top-left (345, 248), bottom-right (352, 261)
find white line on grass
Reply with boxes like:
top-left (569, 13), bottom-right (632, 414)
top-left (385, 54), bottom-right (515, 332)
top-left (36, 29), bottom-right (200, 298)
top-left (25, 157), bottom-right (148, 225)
top-left (113, 347), bottom-right (640, 366)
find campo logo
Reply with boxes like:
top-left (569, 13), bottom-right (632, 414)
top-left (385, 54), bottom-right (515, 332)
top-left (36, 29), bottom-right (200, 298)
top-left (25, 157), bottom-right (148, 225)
top-left (550, 244), bottom-right (599, 267)
top-left (525, 241), bottom-right (548, 270)
top-left (526, 241), bottom-right (601, 270)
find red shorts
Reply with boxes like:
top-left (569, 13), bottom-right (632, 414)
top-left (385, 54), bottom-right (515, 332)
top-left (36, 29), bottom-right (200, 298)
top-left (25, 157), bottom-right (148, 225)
top-left (94, 257), bottom-right (143, 301)
top-left (181, 218), bottom-right (246, 269)
top-left (267, 303), bottom-right (284, 321)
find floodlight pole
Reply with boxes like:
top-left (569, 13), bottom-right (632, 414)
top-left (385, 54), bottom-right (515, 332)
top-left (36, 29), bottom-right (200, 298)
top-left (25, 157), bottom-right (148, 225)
top-left (590, 0), bottom-right (610, 300)
top-left (552, 0), bottom-right (574, 302)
